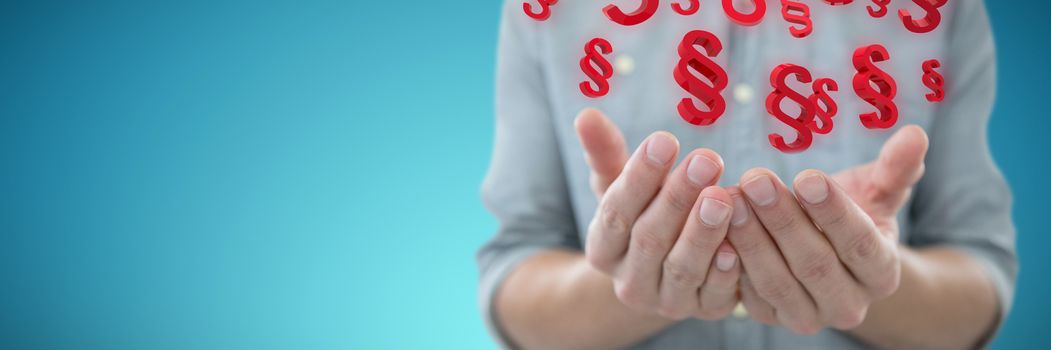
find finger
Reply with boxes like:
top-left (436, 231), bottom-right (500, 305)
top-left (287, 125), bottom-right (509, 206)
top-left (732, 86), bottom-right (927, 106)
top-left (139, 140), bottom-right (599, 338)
top-left (740, 169), bottom-right (865, 330)
top-left (739, 274), bottom-right (778, 325)
top-left (868, 125), bottom-right (930, 216)
top-left (656, 186), bottom-right (732, 319)
top-left (725, 186), bottom-right (820, 335)
top-left (617, 149), bottom-right (724, 310)
top-left (575, 108), bottom-right (629, 198)
top-left (695, 242), bottom-right (741, 320)
top-left (795, 170), bottom-right (900, 302)
top-left (585, 132), bottom-right (678, 274)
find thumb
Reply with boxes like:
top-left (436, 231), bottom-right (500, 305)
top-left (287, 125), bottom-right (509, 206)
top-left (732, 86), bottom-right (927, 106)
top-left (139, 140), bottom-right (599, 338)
top-left (574, 108), bottom-right (629, 197)
top-left (869, 124), bottom-right (930, 211)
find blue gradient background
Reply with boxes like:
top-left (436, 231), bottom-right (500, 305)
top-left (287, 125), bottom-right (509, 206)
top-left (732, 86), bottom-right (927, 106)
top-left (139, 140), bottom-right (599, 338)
top-left (0, 1), bottom-right (1046, 349)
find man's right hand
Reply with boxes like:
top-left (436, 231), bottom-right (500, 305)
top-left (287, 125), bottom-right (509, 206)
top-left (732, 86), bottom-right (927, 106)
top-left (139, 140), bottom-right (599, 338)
top-left (575, 108), bottom-right (742, 320)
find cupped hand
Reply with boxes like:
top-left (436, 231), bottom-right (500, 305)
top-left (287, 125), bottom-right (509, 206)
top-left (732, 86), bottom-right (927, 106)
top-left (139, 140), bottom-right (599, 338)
top-left (575, 108), bottom-right (741, 320)
top-left (729, 126), bottom-right (930, 334)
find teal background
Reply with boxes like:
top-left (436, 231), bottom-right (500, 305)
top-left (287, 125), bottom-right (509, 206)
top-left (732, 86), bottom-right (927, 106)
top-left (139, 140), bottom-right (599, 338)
top-left (0, 1), bottom-right (1047, 349)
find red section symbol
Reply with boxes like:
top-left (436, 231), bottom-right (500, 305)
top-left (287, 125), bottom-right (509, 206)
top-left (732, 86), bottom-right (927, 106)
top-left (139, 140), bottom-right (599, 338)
top-left (821, 0), bottom-right (854, 4)
top-left (922, 59), bottom-right (945, 102)
top-left (899, 0), bottom-right (948, 33)
top-left (672, 0), bottom-right (700, 15)
top-left (867, 0), bottom-right (890, 18)
top-left (579, 38), bottom-right (615, 98)
top-left (604, 0), bottom-right (660, 26)
top-left (523, 0), bottom-right (558, 21)
top-left (673, 30), bottom-right (729, 126)
top-left (766, 64), bottom-right (818, 153)
top-left (723, 0), bottom-right (767, 26)
top-left (808, 78), bottom-right (839, 134)
top-left (852, 44), bottom-right (898, 129)
top-left (781, 0), bottom-right (813, 38)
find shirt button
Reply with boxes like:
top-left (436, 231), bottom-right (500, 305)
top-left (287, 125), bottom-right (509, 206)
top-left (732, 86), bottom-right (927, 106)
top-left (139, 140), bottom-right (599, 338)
top-left (733, 84), bottom-right (755, 105)
top-left (733, 302), bottom-right (749, 319)
top-left (614, 55), bottom-right (635, 76)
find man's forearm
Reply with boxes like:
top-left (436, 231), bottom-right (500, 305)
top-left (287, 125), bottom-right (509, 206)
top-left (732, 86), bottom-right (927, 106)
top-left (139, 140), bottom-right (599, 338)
top-left (495, 250), bottom-right (674, 349)
top-left (849, 246), bottom-right (999, 349)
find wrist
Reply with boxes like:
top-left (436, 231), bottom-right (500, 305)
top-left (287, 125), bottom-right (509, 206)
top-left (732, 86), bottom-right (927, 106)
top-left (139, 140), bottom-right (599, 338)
top-left (846, 246), bottom-right (994, 350)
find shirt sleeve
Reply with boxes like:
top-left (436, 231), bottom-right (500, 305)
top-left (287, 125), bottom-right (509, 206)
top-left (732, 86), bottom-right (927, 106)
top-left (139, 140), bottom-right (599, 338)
top-left (476, 1), bottom-right (581, 348)
top-left (908, 0), bottom-right (1018, 344)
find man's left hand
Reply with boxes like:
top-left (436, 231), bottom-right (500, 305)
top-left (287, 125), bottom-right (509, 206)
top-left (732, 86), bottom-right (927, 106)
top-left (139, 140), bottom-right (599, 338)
top-left (726, 126), bottom-right (930, 334)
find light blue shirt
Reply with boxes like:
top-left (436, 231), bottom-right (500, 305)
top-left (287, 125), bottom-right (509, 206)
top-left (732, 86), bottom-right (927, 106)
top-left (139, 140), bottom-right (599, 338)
top-left (478, 0), bottom-right (1016, 348)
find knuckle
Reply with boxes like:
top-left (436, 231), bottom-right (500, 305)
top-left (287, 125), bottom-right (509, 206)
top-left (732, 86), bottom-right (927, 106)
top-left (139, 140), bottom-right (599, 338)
top-left (868, 262), bottom-right (902, 298)
top-left (755, 278), bottom-right (796, 304)
top-left (621, 167), bottom-right (660, 195)
top-left (729, 233), bottom-right (764, 256)
top-left (599, 200), bottom-right (632, 236)
top-left (795, 252), bottom-right (838, 284)
top-left (632, 229), bottom-right (671, 259)
top-left (585, 248), bottom-right (615, 274)
top-left (830, 306), bottom-right (868, 330)
top-left (663, 188), bottom-right (696, 213)
top-left (663, 261), bottom-right (704, 287)
top-left (741, 292), bottom-right (778, 324)
top-left (765, 210), bottom-right (802, 235)
top-left (681, 230), bottom-right (720, 253)
top-left (844, 232), bottom-right (882, 265)
top-left (821, 205), bottom-right (851, 230)
top-left (614, 281), bottom-right (647, 310)
top-left (702, 276), bottom-right (738, 295)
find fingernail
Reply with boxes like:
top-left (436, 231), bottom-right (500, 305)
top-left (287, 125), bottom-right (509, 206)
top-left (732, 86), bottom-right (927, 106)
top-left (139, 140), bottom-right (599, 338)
top-left (699, 198), bottom-right (731, 226)
top-left (646, 133), bottom-right (676, 166)
top-left (687, 155), bottom-right (720, 186)
top-left (796, 174), bottom-right (829, 204)
top-left (731, 195), bottom-right (749, 227)
top-left (716, 252), bottom-right (737, 272)
top-left (742, 175), bottom-right (778, 207)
